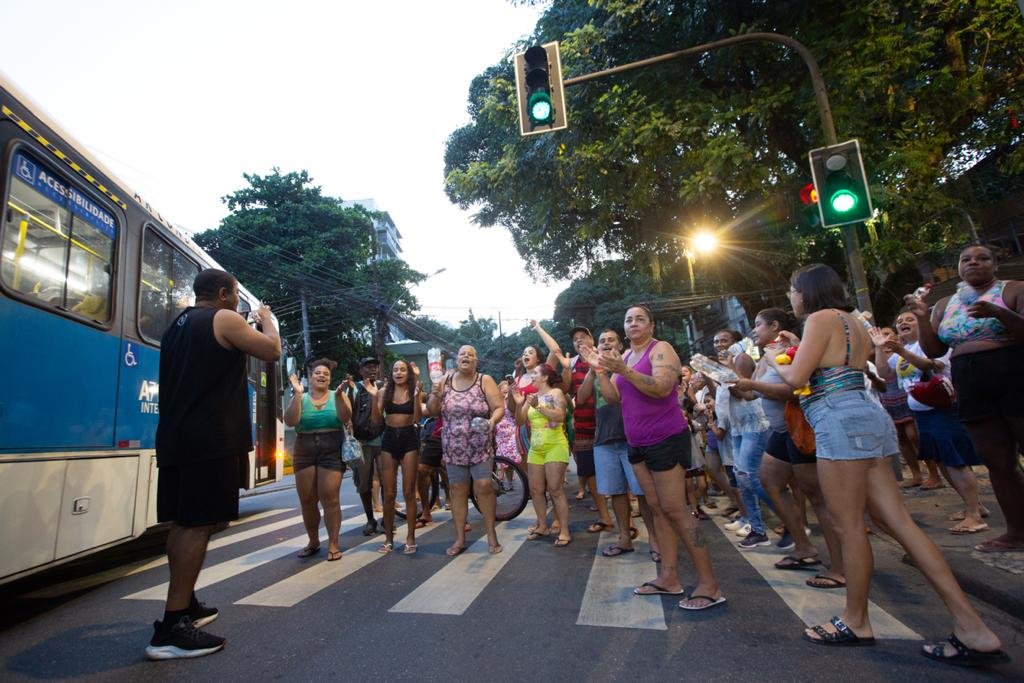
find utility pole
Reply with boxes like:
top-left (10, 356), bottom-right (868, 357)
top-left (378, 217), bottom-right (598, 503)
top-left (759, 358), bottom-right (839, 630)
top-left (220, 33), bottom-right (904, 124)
top-left (299, 289), bottom-right (312, 363)
top-left (558, 32), bottom-right (873, 313)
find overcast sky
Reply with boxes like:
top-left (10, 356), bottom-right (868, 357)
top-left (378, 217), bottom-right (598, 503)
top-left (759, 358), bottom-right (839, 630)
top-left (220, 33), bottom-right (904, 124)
top-left (2, 0), bottom-right (567, 328)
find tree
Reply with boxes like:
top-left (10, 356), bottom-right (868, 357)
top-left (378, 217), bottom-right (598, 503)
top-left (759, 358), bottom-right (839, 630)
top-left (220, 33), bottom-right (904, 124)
top-left (445, 0), bottom-right (1024, 314)
top-left (194, 169), bottom-right (424, 374)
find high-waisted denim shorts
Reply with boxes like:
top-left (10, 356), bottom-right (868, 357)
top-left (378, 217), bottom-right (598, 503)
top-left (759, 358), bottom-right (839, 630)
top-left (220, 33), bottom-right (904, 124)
top-left (801, 390), bottom-right (899, 461)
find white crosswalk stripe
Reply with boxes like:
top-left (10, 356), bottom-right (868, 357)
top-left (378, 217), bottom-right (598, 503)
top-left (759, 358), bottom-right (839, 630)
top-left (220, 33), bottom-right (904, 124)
top-left (709, 515), bottom-right (920, 640)
top-left (389, 510), bottom-right (536, 616)
top-left (576, 523), bottom-right (666, 631)
top-left (237, 511), bottom-right (453, 607)
top-left (122, 511), bottom-right (366, 601)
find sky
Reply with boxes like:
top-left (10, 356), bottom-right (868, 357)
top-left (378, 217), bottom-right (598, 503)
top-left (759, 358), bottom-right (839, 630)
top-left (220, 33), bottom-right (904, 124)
top-left (1, 0), bottom-right (567, 328)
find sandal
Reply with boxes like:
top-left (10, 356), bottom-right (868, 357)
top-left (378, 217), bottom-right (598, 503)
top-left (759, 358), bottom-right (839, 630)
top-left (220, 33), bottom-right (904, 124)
top-left (921, 633), bottom-right (1010, 667)
top-left (414, 518), bottom-right (429, 529)
top-left (297, 545), bottom-right (320, 558)
top-left (587, 521), bottom-right (613, 533)
top-left (774, 555), bottom-right (822, 570)
top-left (526, 530), bottom-right (550, 541)
top-left (602, 545), bottom-right (635, 558)
top-left (649, 549), bottom-right (662, 563)
top-left (402, 544), bottom-right (418, 555)
top-left (446, 544), bottom-right (466, 557)
top-left (327, 549), bottom-right (343, 562)
top-left (806, 574), bottom-right (846, 589)
top-left (488, 544), bottom-right (503, 555)
top-left (553, 537), bottom-right (571, 547)
top-left (803, 617), bottom-right (875, 646)
top-left (377, 543), bottom-right (394, 554)
top-left (950, 522), bottom-right (989, 535)
top-left (974, 538), bottom-right (1024, 553)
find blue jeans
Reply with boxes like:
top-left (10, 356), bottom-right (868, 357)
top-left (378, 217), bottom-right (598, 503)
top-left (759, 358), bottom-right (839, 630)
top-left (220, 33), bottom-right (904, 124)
top-left (732, 430), bottom-right (772, 535)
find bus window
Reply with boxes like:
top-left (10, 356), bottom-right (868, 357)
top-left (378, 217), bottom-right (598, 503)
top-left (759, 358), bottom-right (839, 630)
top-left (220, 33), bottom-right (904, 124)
top-left (139, 228), bottom-right (199, 342)
top-left (1, 152), bottom-right (115, 322)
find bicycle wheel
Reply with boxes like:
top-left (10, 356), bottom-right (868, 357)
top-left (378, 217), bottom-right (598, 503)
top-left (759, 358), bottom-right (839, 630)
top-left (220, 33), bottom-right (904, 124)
top-left (471, 455), bottom-right (529, 521)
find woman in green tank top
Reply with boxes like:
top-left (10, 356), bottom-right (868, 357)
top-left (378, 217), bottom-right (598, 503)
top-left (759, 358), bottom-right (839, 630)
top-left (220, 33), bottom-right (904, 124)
top-left (284, 358), bottom-right (351, 562)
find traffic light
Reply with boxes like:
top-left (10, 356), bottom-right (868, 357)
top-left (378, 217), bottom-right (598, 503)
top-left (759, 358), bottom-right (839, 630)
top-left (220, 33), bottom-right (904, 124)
top-left (514, 42), bottom-right (568, 136)
top-left (798, 182), bottom-right (820, 228)
top-left (808, 139), bottom-right (873, 227)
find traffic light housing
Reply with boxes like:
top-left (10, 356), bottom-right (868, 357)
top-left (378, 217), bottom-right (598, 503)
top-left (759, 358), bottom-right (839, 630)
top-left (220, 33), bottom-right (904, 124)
top-left (808, 139), bottom-right (873, 227)
top-left (514, 42), bottom-right (568, 136)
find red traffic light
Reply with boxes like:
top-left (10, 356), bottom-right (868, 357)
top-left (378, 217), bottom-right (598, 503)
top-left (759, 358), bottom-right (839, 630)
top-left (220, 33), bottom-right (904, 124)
top-left (799, 183), bottom-right (819, 206)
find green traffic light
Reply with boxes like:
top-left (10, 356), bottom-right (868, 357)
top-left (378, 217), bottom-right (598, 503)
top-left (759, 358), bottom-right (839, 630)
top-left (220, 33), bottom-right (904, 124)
top-left (528, 91), bottom-right (553, 124)
top-left (830, 189), bottom-right (858, 214)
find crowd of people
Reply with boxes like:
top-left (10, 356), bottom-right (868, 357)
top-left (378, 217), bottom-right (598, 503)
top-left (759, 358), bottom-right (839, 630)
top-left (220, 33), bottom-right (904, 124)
top-left (150, 242), bottom-right (1021, 667)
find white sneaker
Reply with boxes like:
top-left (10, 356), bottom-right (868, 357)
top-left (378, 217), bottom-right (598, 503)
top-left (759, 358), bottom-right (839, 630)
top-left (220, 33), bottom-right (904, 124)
top-left (724, 518), bottom-right (746, 531)
top-left (733, 523), bottom-right (752, 537)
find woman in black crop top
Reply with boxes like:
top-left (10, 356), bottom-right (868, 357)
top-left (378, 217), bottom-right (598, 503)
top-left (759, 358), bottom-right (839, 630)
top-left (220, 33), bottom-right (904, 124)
top-left (371, 359), bottom-right (424, 554)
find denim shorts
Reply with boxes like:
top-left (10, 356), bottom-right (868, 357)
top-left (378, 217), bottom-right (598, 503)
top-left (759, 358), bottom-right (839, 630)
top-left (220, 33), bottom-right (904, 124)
top-left (802, 390), bottom-right (900, 461)
top-left (594, 441), bottom-right (643, 496)
top-left (446, 458), bottom-right (493, 485)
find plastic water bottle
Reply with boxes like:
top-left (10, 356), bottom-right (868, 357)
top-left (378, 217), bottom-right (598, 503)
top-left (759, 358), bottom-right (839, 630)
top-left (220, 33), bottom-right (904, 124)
top-left (427, 348), bottom-right (443, 382)
top-left (851, 309), bottom-right (874, 332)
top-left (912, 282), bottom-right (933, 300)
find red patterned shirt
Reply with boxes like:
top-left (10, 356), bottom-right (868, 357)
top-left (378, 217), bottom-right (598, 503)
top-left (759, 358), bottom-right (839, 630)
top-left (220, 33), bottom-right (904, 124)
top-left (569, 356), bottom-right (596, 444)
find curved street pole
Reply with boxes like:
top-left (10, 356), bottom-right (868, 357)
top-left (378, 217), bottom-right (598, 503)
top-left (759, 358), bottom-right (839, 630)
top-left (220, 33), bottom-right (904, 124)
top-left (563, 32), bottom-right (873, 313)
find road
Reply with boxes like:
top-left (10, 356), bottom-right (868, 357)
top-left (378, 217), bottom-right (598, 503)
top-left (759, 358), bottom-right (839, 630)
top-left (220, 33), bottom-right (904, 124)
top-left (1, 473), bottom-right (1022, 681)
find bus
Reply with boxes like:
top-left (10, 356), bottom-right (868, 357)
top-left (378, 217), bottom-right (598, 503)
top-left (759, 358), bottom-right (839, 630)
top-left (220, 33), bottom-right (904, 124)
top-left (0, 73), bottom-right (283, 585)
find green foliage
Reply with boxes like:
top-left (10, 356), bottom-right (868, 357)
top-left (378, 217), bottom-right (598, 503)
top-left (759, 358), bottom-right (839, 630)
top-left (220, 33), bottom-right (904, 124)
top-left (194, 168), bottom-right (423, 374)
top-left (444, 0), bottom-right (1024, 308)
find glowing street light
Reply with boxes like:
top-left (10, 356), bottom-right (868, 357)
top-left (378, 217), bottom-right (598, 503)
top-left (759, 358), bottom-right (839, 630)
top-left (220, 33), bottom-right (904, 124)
top-left (693, 231), bottom-right (718, 254)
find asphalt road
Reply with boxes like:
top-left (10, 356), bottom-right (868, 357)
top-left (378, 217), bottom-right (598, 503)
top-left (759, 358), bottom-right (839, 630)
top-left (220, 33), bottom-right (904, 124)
top-left (1, 474), bottom-right (1022, 681)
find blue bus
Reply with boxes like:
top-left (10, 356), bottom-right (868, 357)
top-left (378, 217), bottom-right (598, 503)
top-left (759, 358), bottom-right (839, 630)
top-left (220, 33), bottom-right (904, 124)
top-left (0, 74), bottom-right (283, 584)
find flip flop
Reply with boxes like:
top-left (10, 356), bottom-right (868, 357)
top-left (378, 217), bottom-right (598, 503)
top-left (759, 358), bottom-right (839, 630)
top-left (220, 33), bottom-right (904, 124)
top-left (949, 510), bottom-right (990, 521)
top-left (921, 481), bottom-right (945, 490)
top-left (327, 549), bottom-right (343, 562)
top-left (553, 537), bottom-right (571, 547)
top-left (602, 545), bottom-right (635, 558)
top-left (679, 594), bottom-right (727, 611)
top-left (377, 543), bottom-right (393, 554)
top-left (806, 574), bottom-right (846, 589)
top-left (402, 544), bottom-right (418, 555)
top-left (587, 521), bottom-right (613, 533)
top-left (445, 544), bottom-right (466, 557)
top-left (950, 523), bottom-right (989, 535)
top-left (526, 530), bottom-right (550, 541)
top-left (633, 581), bottom-right (686, 596)
top-left (921, 633), bottom-right (1010, 667)
top-left (414, 518), bottom-right (429, 529)
top-left (974, 538), bottom-right (1024, 553)
top-left (489, 544), bottom-right (503, 555)
top-left (774, 555), bottom-right (823, 570)
top-left (297, 545), bottom-right (320, 558)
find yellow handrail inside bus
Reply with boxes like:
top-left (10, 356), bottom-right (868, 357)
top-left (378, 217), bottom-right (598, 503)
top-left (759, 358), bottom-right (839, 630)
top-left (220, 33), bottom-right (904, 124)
top-left (12, 217), bottom-right (28, 289)
top-left (7, 200), bottom-right (108, 260)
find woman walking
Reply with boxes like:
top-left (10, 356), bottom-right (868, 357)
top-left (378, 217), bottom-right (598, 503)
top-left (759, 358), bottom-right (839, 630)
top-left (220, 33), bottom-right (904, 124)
top-left (771, 263), bottom-right (1005, 666)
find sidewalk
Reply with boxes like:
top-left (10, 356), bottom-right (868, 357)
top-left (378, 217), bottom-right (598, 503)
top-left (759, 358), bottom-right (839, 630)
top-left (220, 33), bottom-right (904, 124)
top-left (875, 469), bottom-right (1024, 622)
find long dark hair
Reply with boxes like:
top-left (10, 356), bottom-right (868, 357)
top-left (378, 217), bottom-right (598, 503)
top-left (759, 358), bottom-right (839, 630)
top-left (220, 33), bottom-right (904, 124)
top-left (755, 308), bottom-right (796, 334)
top-left (790, 263), bottom-right (852, 314)
top-left (382, 358), bottom-right (414, 407)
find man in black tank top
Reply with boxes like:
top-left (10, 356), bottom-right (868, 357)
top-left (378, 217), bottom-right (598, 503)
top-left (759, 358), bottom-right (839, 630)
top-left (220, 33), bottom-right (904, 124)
top-left (146, 269), bottom-right (280, 661)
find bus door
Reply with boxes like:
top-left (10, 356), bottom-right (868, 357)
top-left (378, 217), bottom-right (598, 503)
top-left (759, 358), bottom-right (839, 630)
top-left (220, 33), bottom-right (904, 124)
top-left (253, 360), bottom-right (278, 485)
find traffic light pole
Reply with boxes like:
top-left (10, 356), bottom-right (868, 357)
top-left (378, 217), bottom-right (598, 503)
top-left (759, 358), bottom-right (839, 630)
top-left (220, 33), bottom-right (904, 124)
top-left (562, 32), bottom-right (873, 313)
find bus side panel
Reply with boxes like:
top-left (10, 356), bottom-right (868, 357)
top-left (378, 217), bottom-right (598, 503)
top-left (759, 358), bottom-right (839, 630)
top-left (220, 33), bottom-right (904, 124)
top-left (0, 299), bottom-right (119, 450)
top-left (54, 456), bottom-right (138, 560)
top-left (0, 459), bottom-right (64, 577)
top-left (114, 342), bottom-right (160, 449)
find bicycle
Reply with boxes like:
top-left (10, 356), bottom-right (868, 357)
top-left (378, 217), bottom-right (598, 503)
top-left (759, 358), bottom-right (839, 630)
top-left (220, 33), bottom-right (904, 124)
top-left (396, 455), bottom-right (528, 522)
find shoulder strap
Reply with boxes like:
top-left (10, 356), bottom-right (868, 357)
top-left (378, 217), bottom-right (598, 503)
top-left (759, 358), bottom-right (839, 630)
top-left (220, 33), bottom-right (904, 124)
top-left (834, 311), bottom-right (852, 365)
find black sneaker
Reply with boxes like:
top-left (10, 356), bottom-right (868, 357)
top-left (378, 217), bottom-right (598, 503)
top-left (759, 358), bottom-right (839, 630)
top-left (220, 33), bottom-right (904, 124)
top-left (145, 616), bottom-right (225, 660)
top-left (189, 597), bottom-right (218, 628)
top-left (738, 531), bottom-right (772, 550)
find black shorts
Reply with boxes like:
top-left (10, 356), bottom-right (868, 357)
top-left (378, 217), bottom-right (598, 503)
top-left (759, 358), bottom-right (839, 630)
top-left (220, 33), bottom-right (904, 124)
top-left (950, 345), bottom-right (1024, 422)
top-left (764, 429), bottom-right (817, 466)
top-left (292, 431), bottom-right (344, 472)
top-left (381, 425), bottom-right (420, 457)
top-left (574, 448), bottom-right (596, 477)
top-left (420, 436), bottom-right (443, 468)
top-left (627, 431), bottom-right (692, 473)
top-left (157, 455), bottom-right (241, 527)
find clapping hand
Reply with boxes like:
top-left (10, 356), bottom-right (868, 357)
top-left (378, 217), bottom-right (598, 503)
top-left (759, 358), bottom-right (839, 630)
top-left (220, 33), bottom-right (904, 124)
top-left (598, 348), bottom-right (627, 374)
top-left (902, 293), bottom-right (929, 318)
top-left (511, 389), bottom-right (526, 406)
top-left (289, 374), bottom-right (303, 395)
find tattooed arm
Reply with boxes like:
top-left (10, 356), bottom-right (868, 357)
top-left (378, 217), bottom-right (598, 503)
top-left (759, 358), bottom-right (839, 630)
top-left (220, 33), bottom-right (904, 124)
top-left (604, 340), bottom-right (681, 400)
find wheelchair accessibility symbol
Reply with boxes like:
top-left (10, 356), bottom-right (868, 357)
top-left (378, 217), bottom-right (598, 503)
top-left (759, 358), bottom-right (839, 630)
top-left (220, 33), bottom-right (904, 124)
top-left (124, 343), bottom-right (138, 367)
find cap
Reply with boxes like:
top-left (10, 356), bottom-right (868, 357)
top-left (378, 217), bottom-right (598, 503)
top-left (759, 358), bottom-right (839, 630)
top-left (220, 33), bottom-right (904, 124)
top-left (359, 356), bottom-right (379, 367)
top-left (569, 326), bottom-right (593, 340)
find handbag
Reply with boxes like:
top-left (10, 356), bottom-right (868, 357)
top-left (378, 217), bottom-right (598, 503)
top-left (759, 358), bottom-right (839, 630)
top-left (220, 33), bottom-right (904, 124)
top-left (784, 401), bottom-right (816, 455)
top-left (909, 371), bottom-right (956, 411)
top-left (341, 427), bottom-right (363, 463)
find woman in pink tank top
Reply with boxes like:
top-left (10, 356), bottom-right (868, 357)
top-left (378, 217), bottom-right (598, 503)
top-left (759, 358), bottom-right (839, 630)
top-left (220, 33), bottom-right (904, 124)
top-left (584, 304), bottom-right (724, 610)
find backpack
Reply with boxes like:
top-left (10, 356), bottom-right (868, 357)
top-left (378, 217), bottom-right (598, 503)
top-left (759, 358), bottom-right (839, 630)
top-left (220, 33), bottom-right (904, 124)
top-left (350, 383), bottom-right (383, 442)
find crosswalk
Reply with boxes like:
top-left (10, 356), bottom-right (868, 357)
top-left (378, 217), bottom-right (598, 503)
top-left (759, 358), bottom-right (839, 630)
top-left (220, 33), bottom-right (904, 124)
top-left (119, 504), bottom-right (924, 637)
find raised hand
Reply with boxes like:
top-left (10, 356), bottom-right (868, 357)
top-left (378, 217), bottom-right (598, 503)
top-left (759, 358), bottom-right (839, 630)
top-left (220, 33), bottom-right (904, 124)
top-left (289, 374), bottom-right (303, 395)
top-left (364, 379), bottom-right (379, 397)
top-left (511, 389), bottom-right (526, 406)
top-left (868, 326), bottom-right (889, 349)
top-left (902, 293), bottom-right (929, 318)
